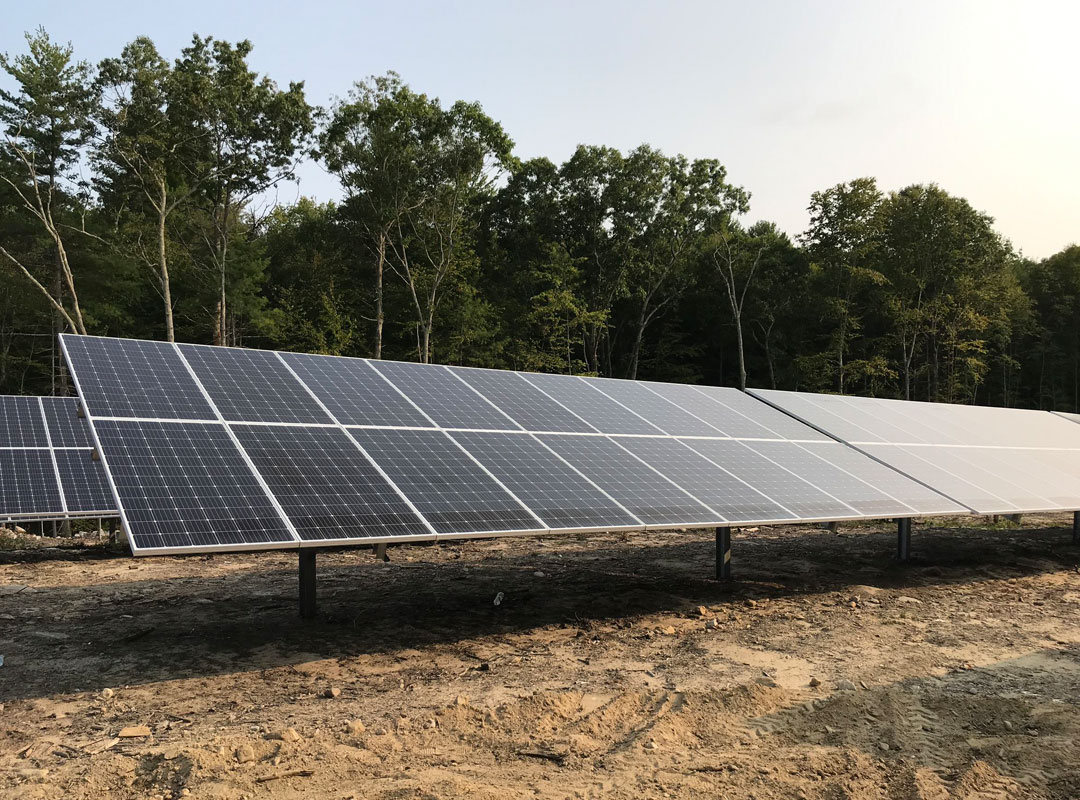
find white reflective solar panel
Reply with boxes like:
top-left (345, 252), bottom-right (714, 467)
top-left (0, 450), bottom-right (64, 516)
top-left (642, 382), bottom-right (780, 440)
top-left (0, 396), bottom-right (48, 447)
top-left (53, 449), bottom-right (114, 513)
top-left (695, 386), bottom-right (833, 442)
top-left (582, 377), bottom-right (722, 436)
top-left (754, 388), bottom-right (1080, 514)
top-left (41, 397), bottom-right (93, 448)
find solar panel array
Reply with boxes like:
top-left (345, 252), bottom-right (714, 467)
top-left (60, 335), bottom-right (966, 556)
top-left (751, 389), bottom-right (1080, 515)
top-left (0, 395), bottom-right (116, 521)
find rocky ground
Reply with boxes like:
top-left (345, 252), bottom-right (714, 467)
top-left (1, 515), bottom-right (1079, 799)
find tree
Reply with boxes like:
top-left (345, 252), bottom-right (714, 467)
top-left (322, 72), bottom-right (436, 358)
top-left (169, 36), bottom-right (314, 345)
top-left (0, 28), bottom-right (96, 340)
top-left (800, 178), bottom-right (887, 393)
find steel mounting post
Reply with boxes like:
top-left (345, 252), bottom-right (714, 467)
top-left (715, 527), bottom-right (732, 581)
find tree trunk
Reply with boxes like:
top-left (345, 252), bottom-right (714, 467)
top-left (733, 310), bottom-right (747, 391)
top-left (158, 190), bottom-right (175, 342)
top-left (374, 229), bottom-right (386, 359)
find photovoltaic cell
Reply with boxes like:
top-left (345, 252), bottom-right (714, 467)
top-left (681, 438), bottom-right (858, 519)
top-left (582, 378), bottom-right (721, 435)
top-left (0, 450), bottom-right (64, 516)
top-left (451, 367), bottom-right (596, 433)
top-left (61, 336), bottom-right (215, 420)
top-left (177, 344), bottom-right (332, 424)
top-left (616, 436), bottom-right (795, 523)
top-left (0, 396), bottom-right (48, 447)
top-left (519, 373), bottom-right (662, 434)
top-left (537, 434), bottom-right (724, 526)
top-left (369, 361), bottom-right (521, 431)
top-left (53, 449), bottom-right (114, 513)
top-left (449, 431), bottom-right (639, 529)
top-left (280, 352), bottom-right (433, 428)
top-left (348, 428), bottom-right (539, 534)
top-left (41, 397), bottom-right (93, 448)
top-left (93, 420), bottom-right (294, 551)
top-left (233, 425), bottom-right (431, 541)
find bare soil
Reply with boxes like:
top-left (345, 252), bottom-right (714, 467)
top-left (1, 515), bottom-right (1079, 799)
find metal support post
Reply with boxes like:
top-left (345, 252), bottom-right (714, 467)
top-left (374, 542), bottom-right (389, 562)
top-left (299, 550), bottom-right (317, 619)
top-left (108, 518), bottom-right (117, 546)
top-left (897, 518), bottom-right (912, 562)
top-left (715, 527), bottom-right (731, 581)
top-left (1073, 511), bottom-right (1079, 545)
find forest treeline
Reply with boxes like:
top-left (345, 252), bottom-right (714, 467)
top-left (2, 29), bottom-right (1078, 409)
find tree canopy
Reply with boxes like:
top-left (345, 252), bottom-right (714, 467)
top-left (0, 29), bottom-right (1075, 412)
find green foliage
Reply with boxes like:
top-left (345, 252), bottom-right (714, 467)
top-left (0, 27), bottom-right (1074, 417)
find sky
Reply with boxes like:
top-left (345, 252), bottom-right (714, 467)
top-left (3, 0), bottom-right (1078, 259)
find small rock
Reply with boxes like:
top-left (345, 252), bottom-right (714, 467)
top-left (878, 741), bottom-right (890, 751)
top-left (325, 687), bottom-right (341, 699)
top-left (755, 676), bottom-right (778, 688)
top-left (533, 571), bottom-right (546, 578)
top-left (118, 725), bottom-right (151, 738)
top-left (644, 741), bottom-right (657, 751)
top-left (809, 677), bottom-right (821, 687)
top-left (662, 625), bottom-right (677, 636)
top-left (836, 679), bottom-right (857, 691)
top-left (235, 744), bottom-right (255, 763)
top-left (424, 719), bottom-right (436, 730)
top-left (493, 592), bottom-right (504, 606)
top-left (1004, 720), bottom-right (1014, 732)
top-left (345, 720), bottom-right (365, 735)
top-left (897, 596), bottom-right (922, 605)
top-left (705, 619), bottom-right (719, 630)
top-left (455, 695), bottom-right (469, 707)
top-left (180, 790), bottom-right (191, 797)
top-left (824, 725), bottom-right (837, 735)
top-left (101, 688), bottom-right (115, 700)
top-left (745, 599), bottom-right (757, 608)
top-left (194, 598), bottom-right (213, 605)
top-left (279, 728), bottom-right (301, 743)
top-left (696, 605), bottom-right (709, 617)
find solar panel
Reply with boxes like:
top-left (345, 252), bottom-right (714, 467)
top-left (448, 430), bottom-right (640, 530)
top-left (519, 373), bottom-right (662, 434)
top-left (795, 441), bottom-right (962, 514)
top-left (642, 382), bottom-right (781, 439)
top-left (41, 397), bottom-right (93, 447)
top-left (0, 396), bottom-right (48, 447)
top-left (61, 334), bottom-right (970, 554)
top-left (753, 388), bottom-right (1080, 514)
top-left (348, 428), bottom-right (541, 535)
top-left (681, 438), bottom-right (862, 519)
top-left (0, 450), bottom-right (64, 516)
top-left (93, 419), bottom-right (295, 552)
top-left (233, 425), bottom-right (432, 542)
top-left (60, 336), bottom-right (215, 420)
top-left (177, 344), bottom-right (332, 424)
top-left (615, 436), bottom-right (796, 523)
top-left (53, 449), bottom-right (114, 513)
top-left (582, 377), bottom-right (722, 436)
top-left (451, 368), bottom-right (596, 433)
top-left (280, 352), bottom-right (433, 428)
top-left (369, 360), bottom-right (522, 431)
top-left (537, 434), bottom-right (725, 526)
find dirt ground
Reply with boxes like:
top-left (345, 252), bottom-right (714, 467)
top-left (1, 515), bottom-right (1079, 800)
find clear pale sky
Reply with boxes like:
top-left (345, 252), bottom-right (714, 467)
top-left (4, 0), bottom-right (1077, 258)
